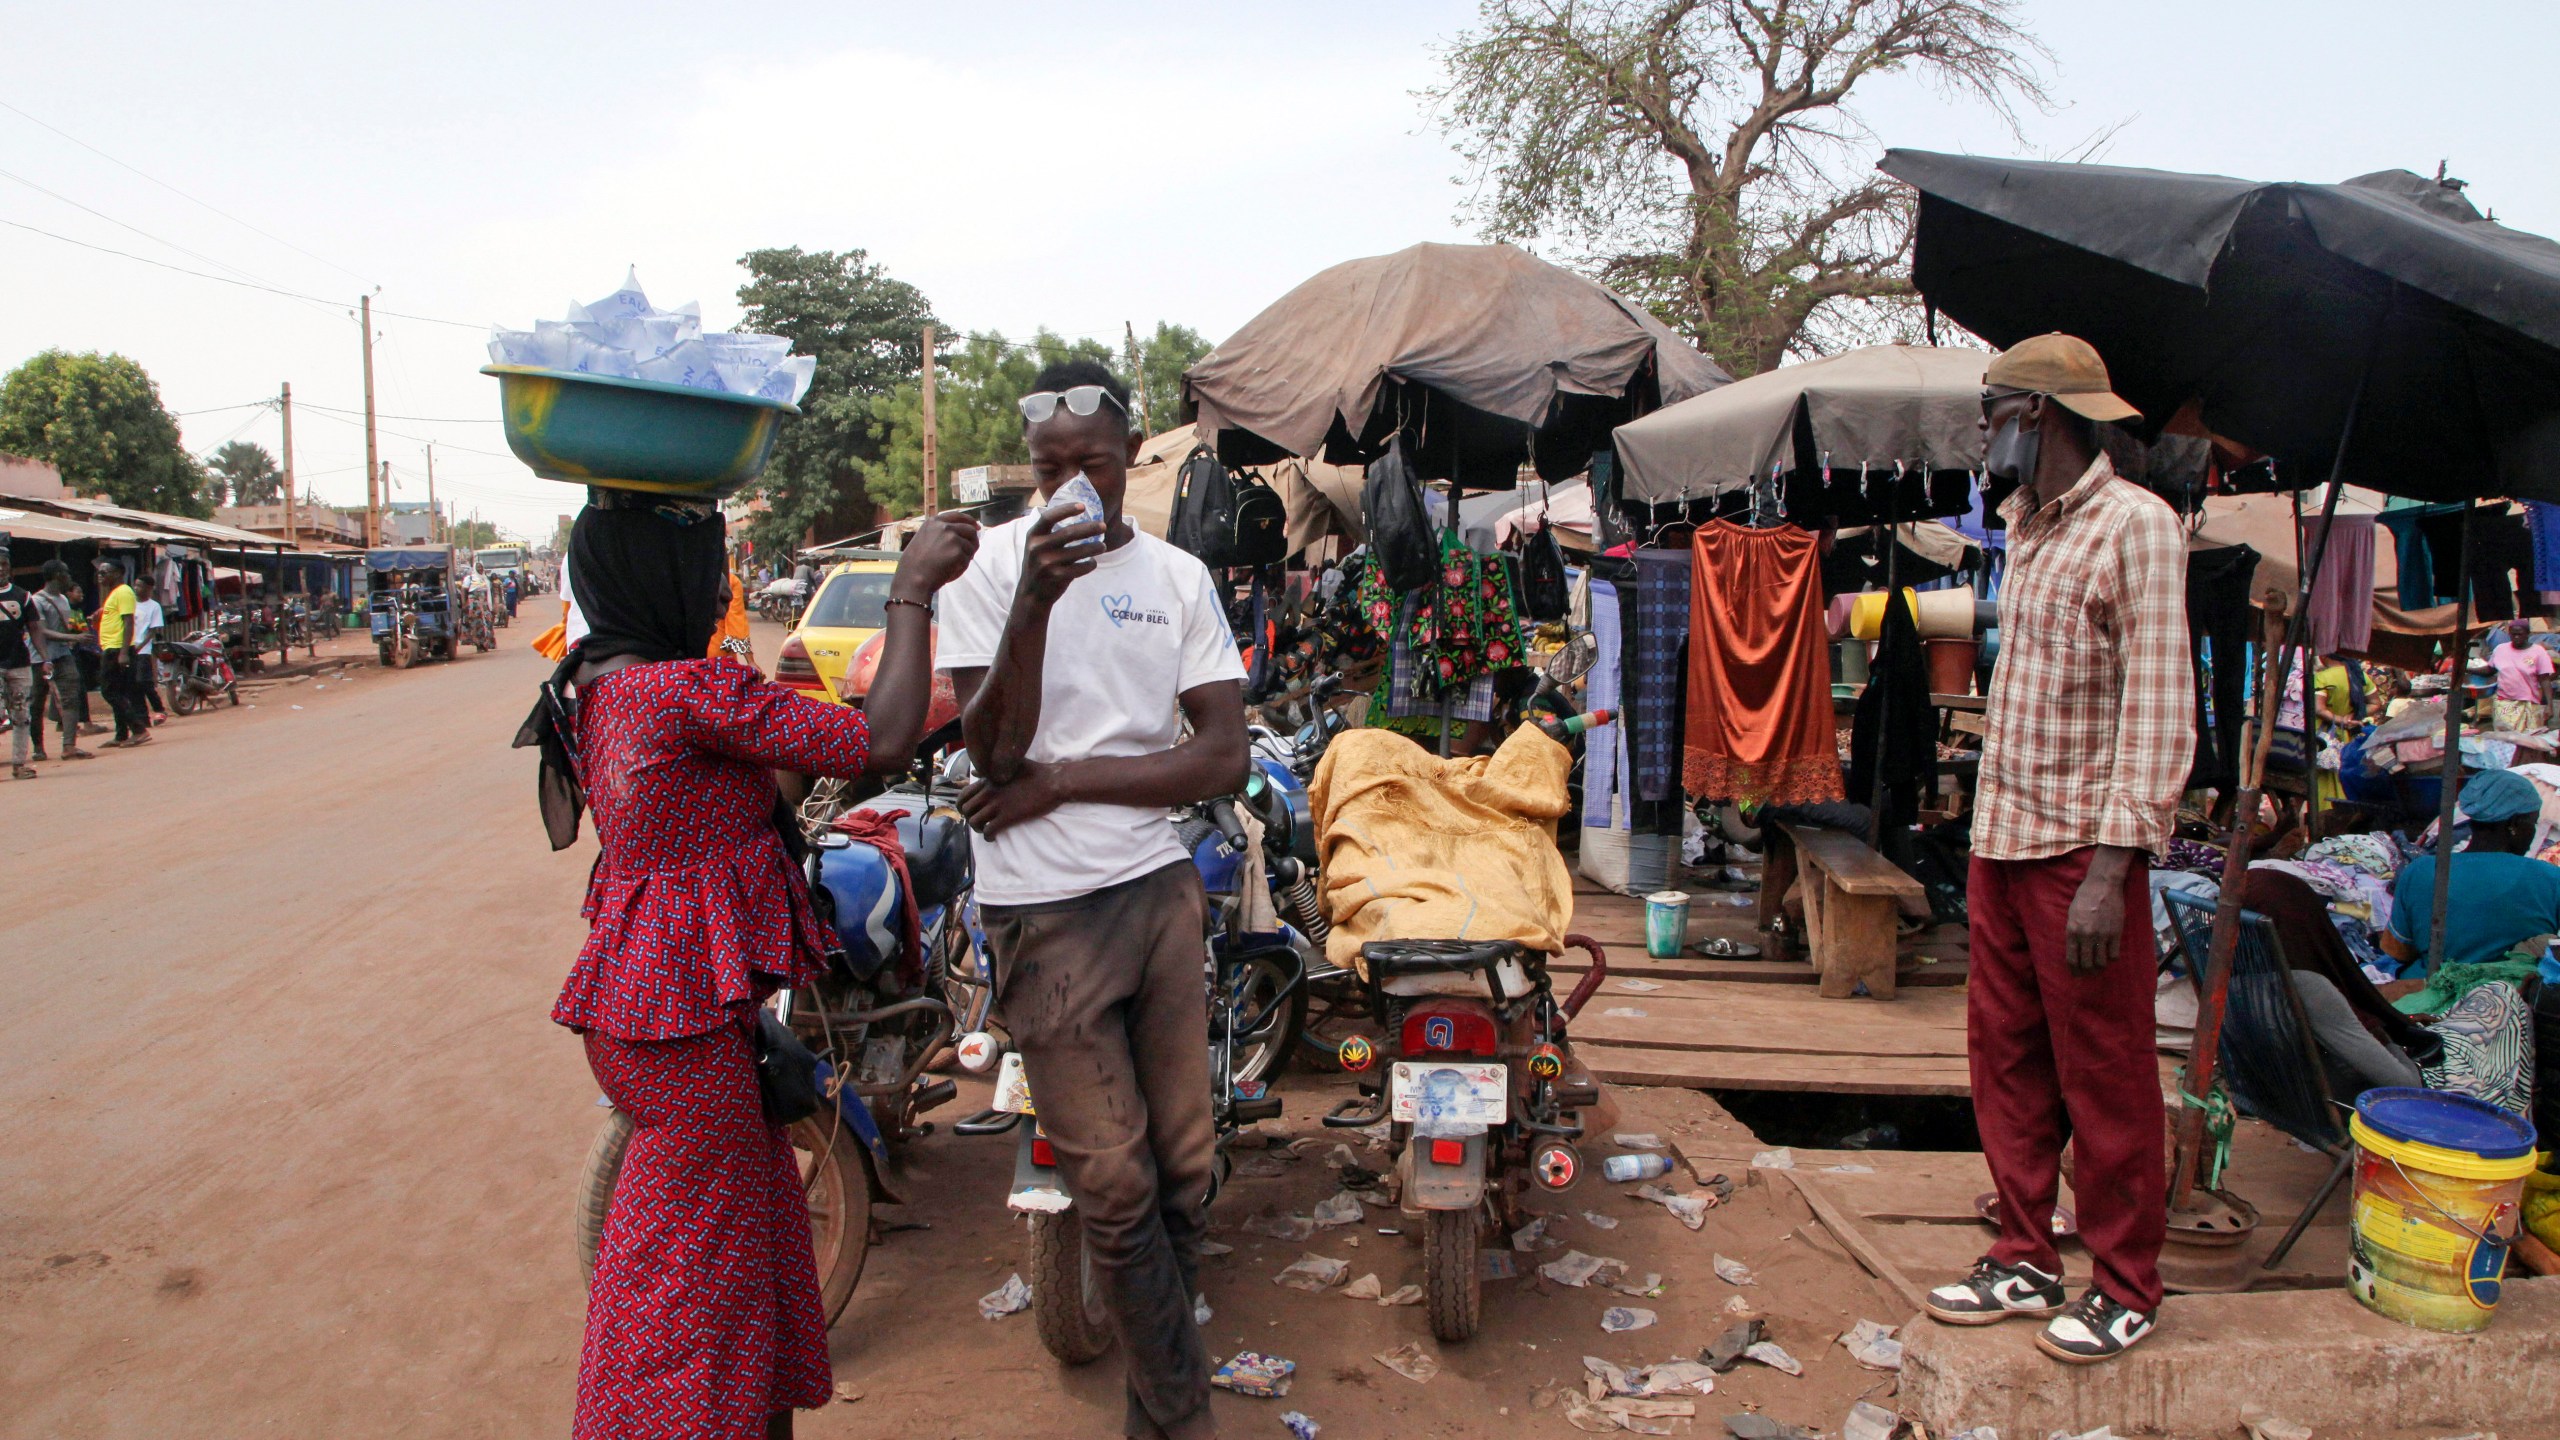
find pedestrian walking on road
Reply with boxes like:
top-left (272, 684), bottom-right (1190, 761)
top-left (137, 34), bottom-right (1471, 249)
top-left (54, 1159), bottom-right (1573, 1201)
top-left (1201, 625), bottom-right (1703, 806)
top-left (130, 575), bottom-right (167, 724)
top-left (1925, 335), bottom-right (2192, 1364)
top-left (93, 559), bottom-right (149, 748)
top-left (0, 543), bottom-right (43, 779)
top-left (521, 493), bottom-right (977, 1440)
top-left (940, 361), bottom-right (1248, 1440)
top-left (30, 561), bottom-right (92, 762)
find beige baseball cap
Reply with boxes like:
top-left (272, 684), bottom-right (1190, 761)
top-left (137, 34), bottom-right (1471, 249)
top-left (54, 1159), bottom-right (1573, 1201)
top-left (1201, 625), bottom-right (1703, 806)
top-left (1983, 333), bottom-right (2140, 424)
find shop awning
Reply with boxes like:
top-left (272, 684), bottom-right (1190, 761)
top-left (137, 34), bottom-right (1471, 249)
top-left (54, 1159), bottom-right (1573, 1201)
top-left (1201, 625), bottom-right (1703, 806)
top-left (0, 507), bottom-right (181, 544)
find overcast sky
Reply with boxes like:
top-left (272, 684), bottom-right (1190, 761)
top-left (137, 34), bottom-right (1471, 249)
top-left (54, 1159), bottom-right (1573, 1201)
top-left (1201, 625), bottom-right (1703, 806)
top-left (3, 1), bottom-right (2553, 539)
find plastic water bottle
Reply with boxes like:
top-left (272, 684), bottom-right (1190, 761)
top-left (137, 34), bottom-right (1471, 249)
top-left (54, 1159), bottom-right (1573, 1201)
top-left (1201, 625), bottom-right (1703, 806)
top-left (1603, 1152), bottom-right (1675, 1183)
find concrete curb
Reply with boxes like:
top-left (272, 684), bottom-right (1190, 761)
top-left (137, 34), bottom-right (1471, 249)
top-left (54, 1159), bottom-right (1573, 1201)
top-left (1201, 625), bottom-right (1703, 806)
top-left (1902, 1277), bottom-right (2560, 1436)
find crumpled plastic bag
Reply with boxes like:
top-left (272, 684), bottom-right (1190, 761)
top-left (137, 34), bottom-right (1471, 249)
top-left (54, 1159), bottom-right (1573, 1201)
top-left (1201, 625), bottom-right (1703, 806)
top-left (1273, 1254), bottom-right (1351, 1292)
top-left (977, 1273), bottom-right (1031, 1319)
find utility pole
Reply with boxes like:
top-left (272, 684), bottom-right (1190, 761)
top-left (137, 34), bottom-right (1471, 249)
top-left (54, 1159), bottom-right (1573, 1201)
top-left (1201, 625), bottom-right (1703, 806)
top-left (279, 381), bottom-right (297, 547)
top-left (360, 295), bottom-right (381, 548)
top-left (425, 442), bottom-right (439, 544)
top-left (919, 324), bottom-right (938, 517)
top-left (1125, 321), bottom-right (1150, 435)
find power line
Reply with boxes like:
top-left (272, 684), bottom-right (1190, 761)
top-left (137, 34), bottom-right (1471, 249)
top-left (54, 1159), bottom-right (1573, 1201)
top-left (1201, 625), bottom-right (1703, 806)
top-left (0, 213), bottom-right (483, 329)
top-left (175, 399), bottom-right (275, 417)
top-left (0, 98), bottom-right (375, 286)
top-left (296, 401), bottom-right (497, 424)
top-left (0, 165), bottom-right (338, 318)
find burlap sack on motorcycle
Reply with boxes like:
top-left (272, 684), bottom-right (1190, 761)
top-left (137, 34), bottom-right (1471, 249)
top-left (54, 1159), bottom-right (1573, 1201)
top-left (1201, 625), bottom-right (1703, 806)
top-left (1307, 725), bottom-right (1575, 977)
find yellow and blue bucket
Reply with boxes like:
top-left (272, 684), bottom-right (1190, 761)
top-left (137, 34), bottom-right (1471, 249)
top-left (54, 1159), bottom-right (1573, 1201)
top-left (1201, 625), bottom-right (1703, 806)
top-left (2345, 1087), bottom-right (2539, 1332)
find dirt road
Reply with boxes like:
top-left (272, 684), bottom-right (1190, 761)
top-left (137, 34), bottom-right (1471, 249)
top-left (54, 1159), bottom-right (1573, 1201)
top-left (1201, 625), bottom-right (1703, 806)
top-left (0, 627), bottom-right (1905, 1439)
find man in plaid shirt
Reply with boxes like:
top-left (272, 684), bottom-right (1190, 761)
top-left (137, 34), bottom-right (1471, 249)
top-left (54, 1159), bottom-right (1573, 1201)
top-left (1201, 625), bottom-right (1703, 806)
top-left (1922, 335), bottom-right (2192, 1365)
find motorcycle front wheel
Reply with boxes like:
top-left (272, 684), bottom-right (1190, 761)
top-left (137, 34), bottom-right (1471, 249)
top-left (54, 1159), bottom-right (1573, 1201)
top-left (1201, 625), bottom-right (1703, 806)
top-left (171, 681), bottom-right (199, 716)
top-left (575, 1106), bottom-right (873, 1327)
top-left (1026, 1208), bottom-right (1113, 1365)
top-left (1223, 950), bottom-right (1308, 1090)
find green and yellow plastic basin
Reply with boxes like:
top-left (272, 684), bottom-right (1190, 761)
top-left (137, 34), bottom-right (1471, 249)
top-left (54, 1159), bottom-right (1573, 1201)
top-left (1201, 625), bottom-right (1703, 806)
top-left (483, 365), bottom-right (799, 498)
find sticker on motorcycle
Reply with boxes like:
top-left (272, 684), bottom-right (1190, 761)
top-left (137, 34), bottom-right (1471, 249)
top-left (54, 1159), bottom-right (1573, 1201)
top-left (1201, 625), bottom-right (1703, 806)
top-left (993, 1050), bottom-right (1036, 1115)
top-left (1388, 1061), bottom-right (1508, 1129)
top-left (1527, 1042), bottom-right (1564, 1079)
top-left (1336, 1035), bottom-right (1376, 1071)
top-left (955, 1031), bottom-right (1001, 1074)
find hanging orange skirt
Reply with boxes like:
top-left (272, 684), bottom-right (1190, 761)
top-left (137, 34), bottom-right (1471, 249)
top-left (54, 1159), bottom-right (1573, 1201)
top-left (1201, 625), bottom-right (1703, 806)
top-left (1682, 521), bottom-right (1844, 806)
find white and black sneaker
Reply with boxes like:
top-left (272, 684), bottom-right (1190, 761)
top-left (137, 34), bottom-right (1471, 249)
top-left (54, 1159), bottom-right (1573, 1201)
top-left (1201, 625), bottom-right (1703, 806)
top-left (1922, 1256), bottom-right (2065, 1325)
top-left (2035, 1288), bottom-right (2157, 1363)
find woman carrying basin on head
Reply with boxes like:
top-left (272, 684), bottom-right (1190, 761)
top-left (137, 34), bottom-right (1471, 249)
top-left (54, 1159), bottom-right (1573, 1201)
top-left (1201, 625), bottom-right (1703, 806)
top-left (519, 490), bottom-right (976, 1440)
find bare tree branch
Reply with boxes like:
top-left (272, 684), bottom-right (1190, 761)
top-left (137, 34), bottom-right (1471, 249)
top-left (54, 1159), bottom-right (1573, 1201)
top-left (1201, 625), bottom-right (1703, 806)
top-left (1426, 0), bottom-right (2051, 375)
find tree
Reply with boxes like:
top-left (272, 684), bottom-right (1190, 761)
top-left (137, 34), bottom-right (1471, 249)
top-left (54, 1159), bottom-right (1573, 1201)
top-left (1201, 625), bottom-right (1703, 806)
top-left (1429, 0), bottom-right (2048, 376)
top-left (733, 247), bottom-right (938, 556)
top-left (1133, 322), bottom-right (1213, 438)
top-left (449, 518), bottom-right (501, 551)
top-left (859, 330), bottom-right (1117, 517)
top-left (0, 349), bottom-right (214, 516)
top-left (207, 440), bottom-right (282, 507)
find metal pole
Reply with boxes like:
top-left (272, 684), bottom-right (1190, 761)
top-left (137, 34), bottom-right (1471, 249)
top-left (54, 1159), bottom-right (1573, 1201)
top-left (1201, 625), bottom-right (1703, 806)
top-left (2169, 293), bottom-right (2391, 1207)
top-left (1440, 479), bottom-right (1463, 758)
top-left (2427, 501), bottom-right (2475, 974)
top-left (920, 325), bottom-right (938, 517)
top-left (279, 381), bottom-right (296, 548)
top-left (360, 296), bottom-right (381, 549)
top-left (1871, 501), bottom-right (1899, 849)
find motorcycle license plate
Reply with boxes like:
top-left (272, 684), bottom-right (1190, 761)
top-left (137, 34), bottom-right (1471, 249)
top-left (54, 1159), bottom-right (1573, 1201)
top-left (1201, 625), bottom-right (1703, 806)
top-left (1388, 1061), bottom-right (1507, 1128)
top-left (993, 1050), bottom-right (1035, 1116)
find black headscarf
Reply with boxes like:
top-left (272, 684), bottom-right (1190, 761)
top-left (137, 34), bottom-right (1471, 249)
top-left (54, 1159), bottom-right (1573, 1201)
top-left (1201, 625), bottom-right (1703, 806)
top-left (514, 493), bottom-right (729, 849)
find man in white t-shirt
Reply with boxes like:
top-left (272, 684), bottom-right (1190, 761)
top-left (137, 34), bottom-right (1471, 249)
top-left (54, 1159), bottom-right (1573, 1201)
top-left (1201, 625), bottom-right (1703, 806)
top-left (939, 361), bottom-right (1245, 1440)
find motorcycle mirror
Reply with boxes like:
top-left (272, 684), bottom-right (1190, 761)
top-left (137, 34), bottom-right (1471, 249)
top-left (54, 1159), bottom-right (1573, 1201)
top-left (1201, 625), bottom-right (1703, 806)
top-left (1543, 633), bottom-right (1597, 687)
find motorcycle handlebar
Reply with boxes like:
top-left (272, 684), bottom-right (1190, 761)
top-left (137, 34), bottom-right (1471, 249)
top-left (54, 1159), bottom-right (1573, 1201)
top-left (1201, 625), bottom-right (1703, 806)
top-left (1558, 933), bottom-right (1608, 1021)
top-left (1206, 797), bottom-right (1250, 852)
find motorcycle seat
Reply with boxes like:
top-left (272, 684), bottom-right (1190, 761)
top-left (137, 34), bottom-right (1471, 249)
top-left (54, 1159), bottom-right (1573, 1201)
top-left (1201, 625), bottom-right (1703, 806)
top-left (1360, 939), bottom-right (1527, 976)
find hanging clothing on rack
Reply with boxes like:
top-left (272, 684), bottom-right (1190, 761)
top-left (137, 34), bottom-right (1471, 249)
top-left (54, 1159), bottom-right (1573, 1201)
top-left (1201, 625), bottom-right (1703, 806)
top-left (1681, 522), bottom-right (1843, 806)
top-left (1628, 547), bottom-right (1692, 803)
top-left (2378, 503), bottom-right (2460, 609)
top-left (2184, 544), bottom-right (2261, 792)
top-left (2297, 511), bottom-right (2375, 654)
top-left (1848, 589), bottom-right (1935, 830)
top-left (1357, 532), bottom-right (1524, 735)
top-left (2528, 500), bottom-right (2560, 594)
top-left (1583, 578), bottom-right (1624, 831)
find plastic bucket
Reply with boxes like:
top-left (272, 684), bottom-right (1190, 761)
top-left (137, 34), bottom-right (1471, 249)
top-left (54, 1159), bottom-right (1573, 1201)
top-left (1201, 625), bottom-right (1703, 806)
top-left (1924, 638), bottom-right (1979, 696)
top-left (1644, 891), bottom-right (1691, 958)
top-left (2345, 1088), bottom-right (2539, 1332)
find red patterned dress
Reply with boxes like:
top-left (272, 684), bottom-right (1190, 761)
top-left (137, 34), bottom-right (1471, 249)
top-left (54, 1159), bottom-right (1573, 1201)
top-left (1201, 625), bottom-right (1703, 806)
top-left (560, 659), bottom-right (870, 1440)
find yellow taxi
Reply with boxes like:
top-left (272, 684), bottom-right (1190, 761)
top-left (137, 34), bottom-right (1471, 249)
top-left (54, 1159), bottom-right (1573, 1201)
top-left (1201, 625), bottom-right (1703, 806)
top-left (775, 553), bottom-right (900, 703)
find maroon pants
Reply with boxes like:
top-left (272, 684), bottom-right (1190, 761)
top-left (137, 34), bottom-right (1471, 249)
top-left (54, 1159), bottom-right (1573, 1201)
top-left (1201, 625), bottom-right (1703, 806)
top-left (1967, 848), bottom-right (2166, 1312)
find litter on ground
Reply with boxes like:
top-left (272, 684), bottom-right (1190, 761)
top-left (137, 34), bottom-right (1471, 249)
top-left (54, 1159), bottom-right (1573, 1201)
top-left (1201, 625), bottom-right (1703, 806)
top-left (977, 1273), bottom-right (1031, 1319)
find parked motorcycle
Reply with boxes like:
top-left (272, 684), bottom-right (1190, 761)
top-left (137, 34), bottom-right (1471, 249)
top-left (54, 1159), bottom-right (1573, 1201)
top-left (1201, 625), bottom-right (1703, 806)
top-left (573, 738), bottom-right (987, 1326)
top-left (158, 629), bottom-right (240, 713)
top-left (1307, 648), bottom-right (1616, 1343)
top-left (953, 794), bottom-right (1303, 1365)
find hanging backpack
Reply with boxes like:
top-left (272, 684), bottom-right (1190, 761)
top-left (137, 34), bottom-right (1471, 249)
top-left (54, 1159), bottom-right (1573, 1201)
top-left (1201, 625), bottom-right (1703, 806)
top-left (1518, 517), bottom-right (1569, 621)
top-left (1361, 434), bottom-right (1436, 593)
top-left (1170, 446), bottom-right (1289, 570)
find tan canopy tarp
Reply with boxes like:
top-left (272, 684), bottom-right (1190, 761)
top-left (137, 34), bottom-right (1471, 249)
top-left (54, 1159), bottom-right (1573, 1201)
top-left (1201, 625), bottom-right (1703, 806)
top-left (1186, 242), bottom-right (1729, 461)
top-left (1616, 344), bottom-right (1990, 503)
top-left (1122, 424), bottom-right (1365, 552)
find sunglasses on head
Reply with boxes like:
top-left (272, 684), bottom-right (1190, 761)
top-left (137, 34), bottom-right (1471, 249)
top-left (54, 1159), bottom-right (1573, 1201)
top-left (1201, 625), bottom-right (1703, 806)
top-left (1018, 385), bottom-right (1128, 424)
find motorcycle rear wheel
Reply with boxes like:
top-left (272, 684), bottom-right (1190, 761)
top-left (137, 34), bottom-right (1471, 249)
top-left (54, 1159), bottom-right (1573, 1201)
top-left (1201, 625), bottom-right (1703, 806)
top-left (171, 682), bottom-right (199, 716)
top-left (1027, 1208), bottom-right (1113, 1365)
top-left (1422, 1205), bottom-right (1483, 1342)
top-left (575, 1107), bottom-right (873, 1327)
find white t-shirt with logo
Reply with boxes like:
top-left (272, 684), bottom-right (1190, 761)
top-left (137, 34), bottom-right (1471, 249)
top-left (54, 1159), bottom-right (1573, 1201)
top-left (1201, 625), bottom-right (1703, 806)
top-left (936, 515), bottom-right (1245, 905)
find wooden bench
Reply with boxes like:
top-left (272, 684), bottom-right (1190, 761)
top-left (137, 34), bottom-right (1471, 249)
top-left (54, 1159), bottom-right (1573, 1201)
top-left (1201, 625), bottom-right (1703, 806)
top-left (1756, 821), bottom-right (1928, 1000)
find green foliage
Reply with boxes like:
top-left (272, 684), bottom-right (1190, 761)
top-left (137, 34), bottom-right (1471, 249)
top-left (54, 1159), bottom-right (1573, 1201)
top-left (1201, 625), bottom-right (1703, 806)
top-left (449, 518), bottom-right (501, 551)
top-left (733, 247), bottom-right (938, 556)
top-left (858, 330), bottom-right (1116, 518)
top-left (207, 440), bottom-right (282, 507)
top-left (0, 349), bottom-right (213, 516)
top-left (1134, 322), bottom-right (1212, 437)
top-left (550, 515), bottom-right (574, 553)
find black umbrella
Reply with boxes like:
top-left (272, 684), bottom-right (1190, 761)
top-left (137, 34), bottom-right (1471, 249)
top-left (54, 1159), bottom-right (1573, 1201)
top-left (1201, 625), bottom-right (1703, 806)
top-left (1882, 149), bottom-right (2560, 1219)
top-left (1879, 150), bottom-right (2560, 502)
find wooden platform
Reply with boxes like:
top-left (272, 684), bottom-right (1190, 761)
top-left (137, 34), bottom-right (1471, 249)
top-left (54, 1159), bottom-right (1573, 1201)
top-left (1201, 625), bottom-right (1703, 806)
top-left (1562, 872), bottom-right (1973, 1094)
top-left (1677, 1109), bottom-right (2354, 1300)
